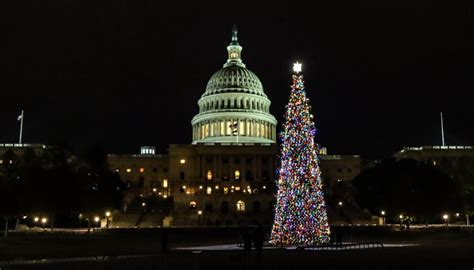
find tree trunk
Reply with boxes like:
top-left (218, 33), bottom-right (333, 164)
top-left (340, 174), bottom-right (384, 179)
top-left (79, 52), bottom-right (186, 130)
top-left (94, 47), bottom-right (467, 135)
top-left (4, 218), bottom-right (8, 237)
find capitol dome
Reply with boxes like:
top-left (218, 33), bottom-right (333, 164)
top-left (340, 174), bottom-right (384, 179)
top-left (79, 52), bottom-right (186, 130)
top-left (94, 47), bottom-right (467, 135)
top-left (191, 27), bottom-right (277, 144)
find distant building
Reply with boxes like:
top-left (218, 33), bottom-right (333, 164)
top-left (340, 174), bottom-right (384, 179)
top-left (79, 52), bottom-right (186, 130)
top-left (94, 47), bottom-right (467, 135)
top-left (393, 145), bottom-right (474, 165)
top-left (0, 143), bottom-right (50, 164)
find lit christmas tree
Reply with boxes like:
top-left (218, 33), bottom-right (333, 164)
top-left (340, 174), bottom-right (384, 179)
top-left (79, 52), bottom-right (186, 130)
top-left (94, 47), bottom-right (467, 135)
top-left (270, 62), bottom-right (331, 246)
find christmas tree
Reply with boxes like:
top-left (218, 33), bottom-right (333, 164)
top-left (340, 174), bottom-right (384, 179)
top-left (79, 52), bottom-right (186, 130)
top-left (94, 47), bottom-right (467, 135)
top-left (270, 62), bottom-right (331, 246)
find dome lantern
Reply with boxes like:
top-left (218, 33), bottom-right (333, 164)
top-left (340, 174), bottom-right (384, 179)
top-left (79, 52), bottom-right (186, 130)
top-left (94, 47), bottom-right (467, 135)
top-left (224, 25), bottom-right (245, 68)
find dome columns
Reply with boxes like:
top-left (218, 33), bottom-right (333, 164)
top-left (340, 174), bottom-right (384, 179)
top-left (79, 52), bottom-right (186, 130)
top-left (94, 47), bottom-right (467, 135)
top-left (192, 116), bottom-right (276, 143)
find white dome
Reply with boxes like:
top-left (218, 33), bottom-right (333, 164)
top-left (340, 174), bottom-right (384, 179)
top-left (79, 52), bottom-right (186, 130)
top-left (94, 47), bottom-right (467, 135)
top-left (191, 27), bottom-right (277, 144)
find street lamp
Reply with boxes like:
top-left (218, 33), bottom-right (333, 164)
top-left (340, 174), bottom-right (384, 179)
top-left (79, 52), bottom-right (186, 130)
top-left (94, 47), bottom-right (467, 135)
top-left (41, 217), bottom-right (47, 229)
top-left (34, 217), bottom-right (39, 223)
top-left (105, 211), bottom-right (111, 229)
top-left (443, 214), bottom-right (449, 227)
top-left (381, 210), bottom-right (386, 226)
top-left (198, 210), bottom-right (203, 227)
top-left (338, 201), bottom-right (343, 206)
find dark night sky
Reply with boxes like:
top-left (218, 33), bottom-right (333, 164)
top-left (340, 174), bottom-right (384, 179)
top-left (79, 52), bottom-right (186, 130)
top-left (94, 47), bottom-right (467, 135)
top-left (2, 1), bottom-right (473, 159)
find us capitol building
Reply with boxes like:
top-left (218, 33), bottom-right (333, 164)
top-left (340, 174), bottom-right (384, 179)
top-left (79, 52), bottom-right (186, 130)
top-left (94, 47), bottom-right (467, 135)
top-left (107, 28), bottom-right (361, 227)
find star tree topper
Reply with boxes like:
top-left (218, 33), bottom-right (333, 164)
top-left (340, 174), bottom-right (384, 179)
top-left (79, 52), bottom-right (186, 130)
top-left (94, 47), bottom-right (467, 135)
top-left (293, 62), bottom-right (302, 74)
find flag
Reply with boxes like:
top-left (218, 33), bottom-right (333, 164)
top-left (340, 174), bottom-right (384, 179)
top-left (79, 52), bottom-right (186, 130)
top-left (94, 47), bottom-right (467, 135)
top-left (229, 122), bottom-right (238, 135)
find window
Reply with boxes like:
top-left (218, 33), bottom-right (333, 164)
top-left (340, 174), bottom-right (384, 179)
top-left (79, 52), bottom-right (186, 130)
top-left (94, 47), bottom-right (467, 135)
top-left (180, 159), bottom-right (186, 164)
top-left (223, 158), bottom-right (229, 164)
top-left (126, 168), bottom-right (131, 173)
top-left (236, 200), bottom-right (245, 212)
top-left (189, 201), bottom-right (197, 210)
top-left (139, 167), bottom-right (145, 173)
top-left (139, 177), bottom-right (145, 188)
top-left (206, 187), bottom-right (212, 195)
top-left (347, 168), bottom-right (352, 172)
top-left (234, 170), bottom-right (240, 181)
top-left (234, 158), bottom-right (240, 164)
top-left (207, 170), bottom-right (213, 181)
top-left (163, 168), bottom-right (168, 173)
top-left (337, 168), bottom-right (342, 173)
top-left (153, 168), bottom-right (157, 173)
top-left (180, 172), bottom-right (185, 180)
top-left (162, 179), bottom-right (168, 188)
top-left (0, 160), bottom-right (2, 164)
top-left (223, 187), bottom-right (229, 194)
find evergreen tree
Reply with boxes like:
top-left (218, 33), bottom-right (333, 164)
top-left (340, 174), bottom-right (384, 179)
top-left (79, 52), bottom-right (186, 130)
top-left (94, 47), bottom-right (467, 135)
top-left (270, 63), bottom-right (330, 246)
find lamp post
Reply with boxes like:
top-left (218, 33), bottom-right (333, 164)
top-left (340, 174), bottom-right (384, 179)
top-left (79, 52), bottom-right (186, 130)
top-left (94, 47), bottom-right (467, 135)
top-left (105, 211), bottom-right (111, 229)
top-left (381, 210), bottom-right (386, 226)
top-left (443, 214), bottom-right (449, 227)
top-left (399, 214), bottom-right (403, 229)
top-left (41, 217), bottom-right (47, 230)
top-left (198, 210), bottom-right (203, 227)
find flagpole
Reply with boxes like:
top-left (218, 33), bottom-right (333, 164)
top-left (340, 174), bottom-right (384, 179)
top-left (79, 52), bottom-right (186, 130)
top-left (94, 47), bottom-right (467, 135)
top-left (440, 112), bottom-right (445, 146)
top-left (19, 110), bottom-right (24, 144)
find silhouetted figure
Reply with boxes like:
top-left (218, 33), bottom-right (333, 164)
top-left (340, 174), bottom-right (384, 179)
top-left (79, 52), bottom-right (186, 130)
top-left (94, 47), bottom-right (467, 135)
top-left (253, 224), bottom-right (264, 257)
top-left (242, 227), bottom-right (252, 255)
top-left (161, 230), bottom-right (168, 253)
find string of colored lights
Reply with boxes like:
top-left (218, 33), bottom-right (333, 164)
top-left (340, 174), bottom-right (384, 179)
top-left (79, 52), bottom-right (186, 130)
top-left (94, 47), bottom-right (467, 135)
top-left (270, 70), bottom-right (331, 246)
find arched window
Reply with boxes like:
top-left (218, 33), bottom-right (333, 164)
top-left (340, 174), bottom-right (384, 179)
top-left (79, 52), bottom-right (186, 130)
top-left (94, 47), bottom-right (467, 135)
top-left (236, 200), bottom-right (245, 212)
top-left (189, 201), bottom-right (197, 210)
top-left (207, 170), bottom-right (213, 181)
top-left (234, 170), bottom-right (240, 181)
